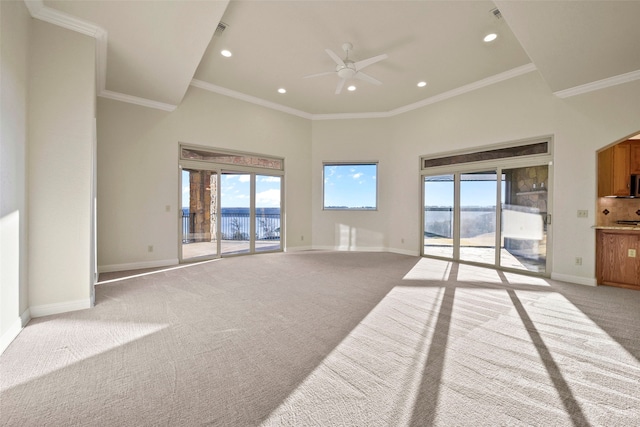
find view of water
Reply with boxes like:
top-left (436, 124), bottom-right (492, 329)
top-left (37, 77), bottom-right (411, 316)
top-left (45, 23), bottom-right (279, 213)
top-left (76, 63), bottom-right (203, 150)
top-left (182, 207), bottom-right (281, 241)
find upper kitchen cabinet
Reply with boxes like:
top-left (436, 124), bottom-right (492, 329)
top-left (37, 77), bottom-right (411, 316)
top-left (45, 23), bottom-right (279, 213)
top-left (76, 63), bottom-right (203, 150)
top-left (598, 142), bottom-right (630, 197)
top-left (630, 141), bottom-right (640, 175)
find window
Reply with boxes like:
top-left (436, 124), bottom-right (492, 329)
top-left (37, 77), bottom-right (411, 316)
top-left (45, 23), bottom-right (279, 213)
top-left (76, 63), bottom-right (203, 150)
top-left (421, 138), bottom-right (552, 275)
top-left (323, 163), bottom-right (377, 210)
top-left (179, 144), bottom-right (284, 261)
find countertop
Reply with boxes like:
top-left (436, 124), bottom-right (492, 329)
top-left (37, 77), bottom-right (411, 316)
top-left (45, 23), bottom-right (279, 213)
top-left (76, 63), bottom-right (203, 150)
top-left (594, 225), bottom-right (640, 231)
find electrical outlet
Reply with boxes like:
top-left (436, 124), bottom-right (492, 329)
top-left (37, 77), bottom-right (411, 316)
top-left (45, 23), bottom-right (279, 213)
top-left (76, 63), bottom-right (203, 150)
top-left (629, 249), bottom-right (637, 258)
top-left (301, 235), bottom-right (304, 241)
top-left (401, 237), bottom-right (405, 244)
top-left (575, 257), bottom-right (582, 266)
top-left (577, 210), bottom-right (588, 218)
top-left (148, 245), bottom-right (154, 253)
top-left (165, 205), bottom-right (171, 212)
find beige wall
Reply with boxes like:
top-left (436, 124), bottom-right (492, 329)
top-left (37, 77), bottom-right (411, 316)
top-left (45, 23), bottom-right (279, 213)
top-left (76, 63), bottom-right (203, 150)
top-left (28, 20), bottom-right (96, 311)
top-left (97, 87), bottom-right (312, 270)
top-left (0, 0), bottom-right (30, 349)
top-left (312, 72), bottom-right (640, 284)
top-left (311, 118), bottom-right (395, 252)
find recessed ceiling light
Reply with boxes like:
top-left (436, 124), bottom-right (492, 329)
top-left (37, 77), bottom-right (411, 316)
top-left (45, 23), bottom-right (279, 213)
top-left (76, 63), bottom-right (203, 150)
top-left (417, 81), bottom-right (427, 88)
top-left (483, 33), bottom-right (498, 43)
top-left (347, 85), bottom-right (356, 92)
top-left (278, 88), bottom-right (286, 94)
top-left (220, 49), bottom-right (232, 57)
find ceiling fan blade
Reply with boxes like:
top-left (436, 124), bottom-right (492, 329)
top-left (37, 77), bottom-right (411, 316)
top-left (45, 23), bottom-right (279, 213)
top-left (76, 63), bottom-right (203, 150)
top-left (325, 49), bottom-right (345, 67)
top-left (354, 71), bottom-right (382, 85)
top-left (303, 71), bottom-right (335, 79)
top-left (354, 53), bottom-right (388, 71)
top-left (335, 78), bottom-right (346, 95)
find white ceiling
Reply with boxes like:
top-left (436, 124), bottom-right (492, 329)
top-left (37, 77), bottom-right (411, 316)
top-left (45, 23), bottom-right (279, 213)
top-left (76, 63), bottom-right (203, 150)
top-left (39, 1), bottom-right (640, 116)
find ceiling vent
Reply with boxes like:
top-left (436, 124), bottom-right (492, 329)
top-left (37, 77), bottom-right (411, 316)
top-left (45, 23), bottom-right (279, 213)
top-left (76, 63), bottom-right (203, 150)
top-left (215, 21), bottom-right (228, 36)
top-left (491, 8), bottom-right (502, 20)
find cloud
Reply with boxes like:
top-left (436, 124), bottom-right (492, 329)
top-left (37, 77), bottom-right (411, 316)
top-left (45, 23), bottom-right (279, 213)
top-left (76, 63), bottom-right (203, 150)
top-left (256, 189), bottom-right (281, 207)
top-left (238, 175), bottom-right (251, 183)
top-left (352, 172), bottom-right (363, 179)
top-left (260, 176), bottom-right (280, 183)
top-left (182, 186), bottom-right (189, 194)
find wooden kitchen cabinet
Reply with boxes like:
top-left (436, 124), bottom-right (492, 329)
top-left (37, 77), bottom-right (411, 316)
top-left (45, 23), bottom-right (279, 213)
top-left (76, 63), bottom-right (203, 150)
top-left (598, 142), bottom-right (630, 197)
top-left (630, 141), bottom-right (640, 175)
top-left (596, 229), bottom-right (640, 290)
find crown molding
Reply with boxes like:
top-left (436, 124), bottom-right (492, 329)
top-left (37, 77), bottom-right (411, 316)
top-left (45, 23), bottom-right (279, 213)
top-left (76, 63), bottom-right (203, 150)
top-left (553, 69), bottom-right (640, 99)
top-left (24, 0), bottom-right (177, 112)
top-left (192, 64), bottom-right (537, 121)
top-left (388, 63), bottom-right (538, 116)
top-left (25, 0), bottom-right (101, 38)
top-left (190, 80), bottom-right (313, 119)
top-left (99, 90), bottom-right (177, 112)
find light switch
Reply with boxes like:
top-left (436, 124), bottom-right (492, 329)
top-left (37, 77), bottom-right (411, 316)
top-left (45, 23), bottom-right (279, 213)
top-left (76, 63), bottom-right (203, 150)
top-left (577, 210), bottom-right (588, 218)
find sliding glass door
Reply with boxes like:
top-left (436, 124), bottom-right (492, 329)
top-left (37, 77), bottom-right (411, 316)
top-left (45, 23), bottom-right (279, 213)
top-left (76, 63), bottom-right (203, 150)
top-left (220, 173), bottom-right (251, 255)
top-left (179, 145), bottom-right (284, 261)
top-left (500, 166), bottom-right (548, 273)
top-left (423, 175), bottom-right (454, 258)
top-left (255, 175), bottom-right (281, 252)
top-left (422, 164), bottom-right (550, 275)
top-left (459, 171), bottom-right (499, 265)
top-left (181, 169), bottom-right (218, 260)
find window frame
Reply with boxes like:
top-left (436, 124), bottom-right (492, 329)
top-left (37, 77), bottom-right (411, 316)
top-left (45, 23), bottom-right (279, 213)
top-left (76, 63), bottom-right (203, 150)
top-left (322, 162), bottom-right (379, 211)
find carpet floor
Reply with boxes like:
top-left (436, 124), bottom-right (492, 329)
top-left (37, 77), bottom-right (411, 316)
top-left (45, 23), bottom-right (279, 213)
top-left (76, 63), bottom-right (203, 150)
top-left (1, 251), bottom-right (639, 426)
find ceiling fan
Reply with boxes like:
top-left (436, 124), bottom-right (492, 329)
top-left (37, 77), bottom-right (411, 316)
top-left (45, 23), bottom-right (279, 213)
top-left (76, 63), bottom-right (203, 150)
top-left (304, 43), bottom-right (388, 94)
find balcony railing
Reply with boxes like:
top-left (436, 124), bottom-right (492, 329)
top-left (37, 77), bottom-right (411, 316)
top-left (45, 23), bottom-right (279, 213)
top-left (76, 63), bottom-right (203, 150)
top-left (182, 211), bottom-right (280, 243)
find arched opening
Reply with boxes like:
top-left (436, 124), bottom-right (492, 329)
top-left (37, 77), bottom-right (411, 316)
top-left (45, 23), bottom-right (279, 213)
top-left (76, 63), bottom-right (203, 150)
top-left (595, 131), bottom-right (640, 290)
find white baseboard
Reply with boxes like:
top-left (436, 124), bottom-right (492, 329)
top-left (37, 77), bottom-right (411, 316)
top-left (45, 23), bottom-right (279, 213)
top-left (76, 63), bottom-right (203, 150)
top-left (388, 247), bottom-right (420, 257)
top-left (309, 246), bottom-right (419, 256)
top-left (30, 298), bottom-right (92, 318)
top-left (98, 258), bottom-right (178, 273)
top-left (550, 272), bottom-right (597, 287)
top-left (1, 317), bottom-right (23, 355)
top-left (21, 308), bottom-right (31, 326)
top-left (311, 245), bottom-right (389, 252)
top-left (284, 245), bottom-right (313, 252)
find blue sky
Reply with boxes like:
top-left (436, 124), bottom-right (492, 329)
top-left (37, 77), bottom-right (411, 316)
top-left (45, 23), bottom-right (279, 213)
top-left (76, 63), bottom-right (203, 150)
top-left (424, 174), bottom-right (505, 207)
top-left (324, 164), bottom-right (377, 208)
top-left (182, 171), bottom-right (281, 208)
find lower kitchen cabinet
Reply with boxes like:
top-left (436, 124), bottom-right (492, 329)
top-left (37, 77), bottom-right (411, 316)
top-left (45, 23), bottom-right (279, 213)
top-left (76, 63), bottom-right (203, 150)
top-left (596, 229), bottom-right (640, 290)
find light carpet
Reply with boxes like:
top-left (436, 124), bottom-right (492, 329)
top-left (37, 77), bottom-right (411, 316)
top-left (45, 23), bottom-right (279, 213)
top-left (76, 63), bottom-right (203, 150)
top-left (1, 251), bottom-right (639, 426)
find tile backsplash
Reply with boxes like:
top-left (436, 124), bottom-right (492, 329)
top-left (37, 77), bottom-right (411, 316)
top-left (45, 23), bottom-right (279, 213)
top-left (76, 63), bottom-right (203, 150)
top-left (597, 197), bottom-right (640, 226)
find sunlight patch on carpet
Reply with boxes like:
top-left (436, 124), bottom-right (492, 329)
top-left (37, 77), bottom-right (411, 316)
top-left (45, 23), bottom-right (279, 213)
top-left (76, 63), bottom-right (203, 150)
top-left (260, 285), bottom-right (446, 426)
top-left (0, 318), bottom-right (167, 392)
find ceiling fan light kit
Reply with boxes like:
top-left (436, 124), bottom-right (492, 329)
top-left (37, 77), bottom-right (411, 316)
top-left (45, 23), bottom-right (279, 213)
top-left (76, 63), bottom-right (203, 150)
top-left (304, 42), bottom-right (388, 94)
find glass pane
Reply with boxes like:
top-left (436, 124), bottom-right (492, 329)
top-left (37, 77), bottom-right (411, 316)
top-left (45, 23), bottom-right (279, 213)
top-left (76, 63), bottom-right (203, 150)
top-left (460, 171), bottom-right (497, 265)
top-left (323, 164), bottom-right (377, 210)
top-left (181, 169), bottom-right (218, 260)
top-left (423, 174), bottom-right (454, 258)
top-left (221, 173), bottom-right (251, 255)
top-left (256, 175), bottom-right (281, 252)
top-left (500, 166), bottom-right (548, 273)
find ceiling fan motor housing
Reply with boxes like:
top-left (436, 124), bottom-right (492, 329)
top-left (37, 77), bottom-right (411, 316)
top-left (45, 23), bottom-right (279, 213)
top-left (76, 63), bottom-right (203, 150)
top-left (337, 60), bottom-right (356, 79)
